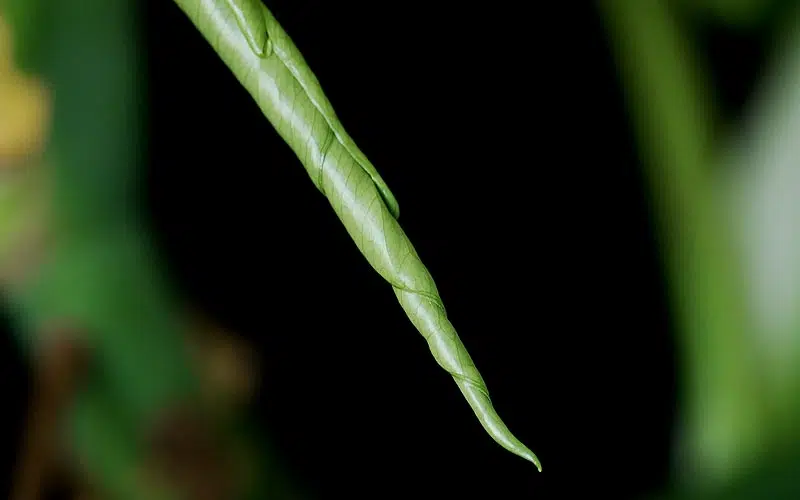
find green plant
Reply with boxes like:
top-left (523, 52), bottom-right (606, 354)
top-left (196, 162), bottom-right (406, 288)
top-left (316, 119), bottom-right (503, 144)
top-left (170, 0), bottom-right (541, 471)
top-left (599, 0), bottom-right (800, 493)
top-left (4, 0), bottom-right (800, 498)
top-left (2, 0), bottom-right (540, 498)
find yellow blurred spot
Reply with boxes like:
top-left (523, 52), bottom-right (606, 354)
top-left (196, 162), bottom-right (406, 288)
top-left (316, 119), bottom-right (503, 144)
top-left (185, 312), bottom-right (259, 417)
top-left (0, 15), bottom-right (51, 165)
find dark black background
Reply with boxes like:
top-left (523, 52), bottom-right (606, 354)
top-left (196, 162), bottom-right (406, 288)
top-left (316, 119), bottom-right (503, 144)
top-left (2, 1), bottom-right (773, 498)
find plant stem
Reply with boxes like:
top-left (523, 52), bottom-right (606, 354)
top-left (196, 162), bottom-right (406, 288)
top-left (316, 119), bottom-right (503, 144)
top-left (598, 0), bottom-right (767, 488)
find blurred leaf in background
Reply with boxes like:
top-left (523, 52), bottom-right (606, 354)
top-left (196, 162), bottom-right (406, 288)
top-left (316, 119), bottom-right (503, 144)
top-left (0, 15), bottom-right (49, 165)
top-left (719, 0), bottom-right (800, 456)
top-left (601, 0), bottom-right (800, 497)
top-left (0, 11), bottom-right (51, 290)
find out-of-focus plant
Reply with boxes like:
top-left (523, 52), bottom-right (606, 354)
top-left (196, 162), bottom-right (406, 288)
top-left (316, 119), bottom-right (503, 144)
top-left (600, 0), bottom-right (800, 497)
top-left (0, 16), bottom-right (49, 166)
top-left (4, 0), bottom-right (800, 498)
top-left (1, 1), bottom-right (299, 499)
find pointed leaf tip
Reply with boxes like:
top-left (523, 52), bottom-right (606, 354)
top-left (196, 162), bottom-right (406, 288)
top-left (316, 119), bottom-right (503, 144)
top-left (520, 449), bottom-right (542, 472)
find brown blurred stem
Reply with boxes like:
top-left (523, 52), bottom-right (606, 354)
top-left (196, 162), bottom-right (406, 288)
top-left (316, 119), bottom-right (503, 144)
top-left (10, 314), bottom-right (260, 500)
top-left (11, 327), bottom-right (89, 500)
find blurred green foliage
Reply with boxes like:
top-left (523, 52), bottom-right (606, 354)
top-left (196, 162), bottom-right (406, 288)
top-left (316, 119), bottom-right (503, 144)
top-left (601, 0), bottom-right (800, 497)
top-left (2, 0), bottom-right (799, 498)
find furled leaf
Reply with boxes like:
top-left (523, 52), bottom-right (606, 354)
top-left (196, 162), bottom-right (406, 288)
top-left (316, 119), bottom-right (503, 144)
top-left (172, 0), bottom-right (540, 469)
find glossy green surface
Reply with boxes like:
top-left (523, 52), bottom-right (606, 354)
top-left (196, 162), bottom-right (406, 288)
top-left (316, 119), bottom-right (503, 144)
top-left (172, 0), bottom-right (540, 470)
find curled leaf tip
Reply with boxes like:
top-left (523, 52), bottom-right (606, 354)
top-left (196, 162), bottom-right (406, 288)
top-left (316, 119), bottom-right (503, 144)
top-left (516, 448), bottom-right (542, 471)
top-left (395, 291), bottom-right (540, 469)
top-left (516, 445), bottom-right (541, 471)
top-left (498, 441), bottom-right (542, 472)
top-left (530, 454), bottom-right (543, 472)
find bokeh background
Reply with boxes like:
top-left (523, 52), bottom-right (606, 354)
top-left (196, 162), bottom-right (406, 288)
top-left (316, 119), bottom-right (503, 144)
top-left (2, 1), bottom-right (799, 498)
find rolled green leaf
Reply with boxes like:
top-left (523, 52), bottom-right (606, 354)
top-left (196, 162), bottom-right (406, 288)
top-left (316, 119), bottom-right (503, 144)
top-left (172, 0), bottom-right (540, 469)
